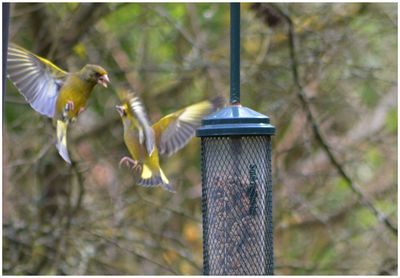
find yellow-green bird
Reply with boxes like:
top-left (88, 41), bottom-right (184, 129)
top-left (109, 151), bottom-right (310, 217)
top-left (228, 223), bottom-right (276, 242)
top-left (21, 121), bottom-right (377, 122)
top-left (7, 43), bottom-right (110, 163)
top-left (116, 92), bottom-right (224, 192)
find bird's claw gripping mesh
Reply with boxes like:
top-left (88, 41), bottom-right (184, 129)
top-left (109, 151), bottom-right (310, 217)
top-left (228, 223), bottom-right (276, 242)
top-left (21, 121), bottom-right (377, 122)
top-left (201, 136), bottom-right (273, 275)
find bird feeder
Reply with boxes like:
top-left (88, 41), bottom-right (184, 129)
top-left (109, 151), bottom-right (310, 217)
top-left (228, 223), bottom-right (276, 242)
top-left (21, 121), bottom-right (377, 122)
top-left (196, 3), bottom-right (275, 275)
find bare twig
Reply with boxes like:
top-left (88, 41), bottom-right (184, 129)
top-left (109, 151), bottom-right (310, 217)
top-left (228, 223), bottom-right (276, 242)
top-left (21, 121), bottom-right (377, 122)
top-left (86, 231), bottom-right (178, 274)
top-left (184, 4), bottom-right (227, 95)
top-left (7, 143), bottom-right (52, 168)
top-left (151, 6), bottom-right (199, 50)
top-left (271, 4), bottom-right (397, 236)
top-left (70, 159), bottom-right (86, 217)
top-left (136, 190), bottom-right (201, 223)
top-left (277, 181), bottom-right (395, 232)
top-left (51, 156), bottom-right (85, 274)
top-left (48, 3), bottom-right (112, 63)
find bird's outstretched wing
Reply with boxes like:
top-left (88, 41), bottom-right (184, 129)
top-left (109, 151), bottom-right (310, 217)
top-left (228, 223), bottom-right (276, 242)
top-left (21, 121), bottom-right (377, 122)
top-left (153, 96), bottom-right (225, 156)
top-left (127, 93), bottom-right (155, 156)
top-left (7, 43), bottom-right (68, 118)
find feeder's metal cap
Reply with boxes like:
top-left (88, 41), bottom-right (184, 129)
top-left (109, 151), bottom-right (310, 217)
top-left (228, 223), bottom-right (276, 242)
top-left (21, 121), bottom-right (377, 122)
top-left (196, 105), bottom-right (275, 137)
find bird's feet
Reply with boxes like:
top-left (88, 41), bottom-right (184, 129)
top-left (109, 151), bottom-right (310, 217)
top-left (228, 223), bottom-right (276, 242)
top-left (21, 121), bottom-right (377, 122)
top-left (62, 100), bottom-right (75, 120)
top-left (65, 100), bottom-right (75, 112)
top-left (78, 107), bottom-right (86, 115)
top-left (119, 156), bottom-right (141, 171)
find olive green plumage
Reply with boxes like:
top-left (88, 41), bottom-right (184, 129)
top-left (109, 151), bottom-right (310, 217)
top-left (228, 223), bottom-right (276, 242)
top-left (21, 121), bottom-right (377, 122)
top-left (116, 91), bottom-right (225, 192)
top-left (7, 43), bottom-right (110, 163)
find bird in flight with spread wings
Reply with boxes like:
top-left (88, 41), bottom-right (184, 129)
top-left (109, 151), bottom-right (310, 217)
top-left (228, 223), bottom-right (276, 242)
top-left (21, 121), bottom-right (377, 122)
top-left (116, 91), bottom-right (224, 192)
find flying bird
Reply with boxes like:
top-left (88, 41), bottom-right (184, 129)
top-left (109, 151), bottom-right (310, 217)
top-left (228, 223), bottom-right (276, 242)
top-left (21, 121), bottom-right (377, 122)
top-left (116, 91), bottom-right (224, 192)
top-left (7, 43), bottom-right (110, 163)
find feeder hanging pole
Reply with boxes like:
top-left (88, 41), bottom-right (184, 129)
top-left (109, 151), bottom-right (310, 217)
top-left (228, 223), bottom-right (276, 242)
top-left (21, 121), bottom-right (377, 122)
top-left (3, 3), bottom-right (10, 99)
top-left (230, 3), bottom-right (240, 104)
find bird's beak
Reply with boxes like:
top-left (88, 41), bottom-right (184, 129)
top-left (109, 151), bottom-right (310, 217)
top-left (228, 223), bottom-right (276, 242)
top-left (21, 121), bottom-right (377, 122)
top-left (98, 74), bottom-right (110, 88)
top-left (115, 105), bottom-right (124, 117)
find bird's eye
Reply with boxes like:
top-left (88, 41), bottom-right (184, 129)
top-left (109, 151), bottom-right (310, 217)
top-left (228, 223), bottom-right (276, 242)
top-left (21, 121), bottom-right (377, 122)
top-left (95, 72), bottom-right (101, 77)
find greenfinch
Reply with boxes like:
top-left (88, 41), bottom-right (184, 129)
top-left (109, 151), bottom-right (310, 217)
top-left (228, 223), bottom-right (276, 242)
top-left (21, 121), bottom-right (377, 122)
top-left (116, 92), bottom-right (224, 192)
top-left (7, 43), bottom-right (110, 163)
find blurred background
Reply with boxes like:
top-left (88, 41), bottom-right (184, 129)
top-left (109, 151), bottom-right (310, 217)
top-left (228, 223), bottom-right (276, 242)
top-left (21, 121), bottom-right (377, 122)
top-left (3, 3), bottom-right (397, 275)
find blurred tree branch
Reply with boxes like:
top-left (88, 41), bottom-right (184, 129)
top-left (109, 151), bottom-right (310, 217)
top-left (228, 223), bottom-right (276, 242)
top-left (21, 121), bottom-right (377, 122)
top-left (18, 3), bottom-right (114, 64)
top-left (268, 4), bottom-right (397, 236)
top-left (5, 3), bottom-right (397, 275)
top-left (87, 231), bottom-right (178, 274)
top-left (276, 181), bottom-right (395, 231)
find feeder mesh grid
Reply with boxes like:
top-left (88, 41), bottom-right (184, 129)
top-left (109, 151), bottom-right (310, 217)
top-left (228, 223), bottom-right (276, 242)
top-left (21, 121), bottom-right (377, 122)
top-left (201, 136), bottom-right (273, 275)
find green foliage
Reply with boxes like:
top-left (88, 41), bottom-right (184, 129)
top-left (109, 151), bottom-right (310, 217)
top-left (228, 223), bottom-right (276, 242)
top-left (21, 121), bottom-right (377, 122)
top-left (366, 147), bottom-right (384, 169)
top-left (351, 207), bottom-right (377, 229)
top-left (360, 83), bottom-right (379, 108)
top-left (385, 107), bottom-right (397, 134)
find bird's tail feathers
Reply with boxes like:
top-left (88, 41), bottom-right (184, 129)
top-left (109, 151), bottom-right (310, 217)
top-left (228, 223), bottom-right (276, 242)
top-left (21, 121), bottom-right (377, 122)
top-left (160, 168), bottom-right (175, 193)
top-left (136, 165), bottom-right (175, 193)
top-left (56, 120), bottom-right (71, 164)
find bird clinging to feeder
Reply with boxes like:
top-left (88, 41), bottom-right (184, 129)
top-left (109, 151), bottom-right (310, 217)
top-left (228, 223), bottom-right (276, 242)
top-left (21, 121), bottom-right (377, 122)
top-left (116, 91), bottom-right (224, 192)
top-left (7, 43), bottom-right (110, 163)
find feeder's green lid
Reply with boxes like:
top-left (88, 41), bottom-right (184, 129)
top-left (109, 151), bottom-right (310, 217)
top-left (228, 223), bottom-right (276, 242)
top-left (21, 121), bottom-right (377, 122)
top-left (196, 105), bottom-right (275, 137)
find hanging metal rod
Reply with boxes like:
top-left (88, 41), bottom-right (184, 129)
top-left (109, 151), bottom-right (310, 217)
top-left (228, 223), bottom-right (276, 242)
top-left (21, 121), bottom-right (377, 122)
top-left (230, 3), bottom-right (240, 104)
top-left (3, 3), bottom-right (10, 98)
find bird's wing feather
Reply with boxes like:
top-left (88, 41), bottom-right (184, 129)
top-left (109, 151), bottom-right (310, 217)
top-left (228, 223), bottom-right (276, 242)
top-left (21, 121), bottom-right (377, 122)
top-left (7, 43), bottom-right (68, 118)
top-left (127, 94), bottom-right (155, 155)
top-left (153, 96), bottom-right (225, 156)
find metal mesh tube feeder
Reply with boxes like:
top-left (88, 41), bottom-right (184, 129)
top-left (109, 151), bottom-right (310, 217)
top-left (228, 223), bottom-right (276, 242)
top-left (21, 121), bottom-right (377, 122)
top-left (196, 3), bottom-right (275, 275)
